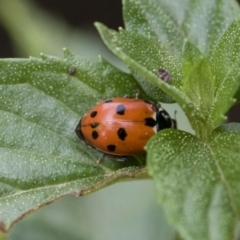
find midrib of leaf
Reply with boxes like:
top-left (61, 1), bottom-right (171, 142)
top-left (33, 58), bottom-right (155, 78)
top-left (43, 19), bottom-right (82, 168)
top-left (208, 144), bottom-right (238, 217)
top-left (1, 175), bottom-right (105, 197)
top-left (0, 148), bottom-right (140, 197)
top-left (147, 124), bottom-right (240, 239)
top-left (0, 166), bottom-right (147, 215)
top-left (0, 108), bottom-right (78, 145)
top-left (0, 145), bottom-right (92, 170)
top-left (0, 110), bottom-right (95, 164)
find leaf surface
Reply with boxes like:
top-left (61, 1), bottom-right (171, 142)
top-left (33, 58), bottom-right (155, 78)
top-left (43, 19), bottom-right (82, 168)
top-left (147, 123), bottom-right (240, 240)
top-left (0, 51), bottom-right (148, 231)
top-left (123, 0), bottom-right (240, 58)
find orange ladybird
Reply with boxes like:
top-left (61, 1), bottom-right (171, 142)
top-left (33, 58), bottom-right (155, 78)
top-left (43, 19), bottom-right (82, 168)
top-left (75, 97), bottom-right (177, 157)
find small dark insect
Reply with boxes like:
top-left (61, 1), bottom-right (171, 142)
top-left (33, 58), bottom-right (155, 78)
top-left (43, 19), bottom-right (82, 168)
top-left (68, 66), bottom-right (76, 75)
top-left (157, 68), bottom-right (171, 82)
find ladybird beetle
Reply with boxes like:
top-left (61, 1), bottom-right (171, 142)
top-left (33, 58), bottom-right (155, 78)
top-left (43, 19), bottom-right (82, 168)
top-left (75, 96), bottom-right (177, 159)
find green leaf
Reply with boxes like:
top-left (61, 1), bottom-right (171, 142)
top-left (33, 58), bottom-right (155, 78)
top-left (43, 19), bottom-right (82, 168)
top-left (147, 123), bottom-right (240, 240)
top-left (181, 36), bottom-right (240, 137)
top-left (123, 0), bottom-right (240, 58)
top-left (98, 1), bottom-right (240, 135)
top-left (0, 51), bottom-right (148, 232)
top-left (95, 22), bottom-right (182, 103)
top-left (182, 41), bottom-right (214, 113)
top-left (182, 41), bottom-right (215, 135)
top-left (95, 23), bottom-right (207, 127)
top-left (210, 20), bottom-right (240, 116)
top-left (123, 0), bottom-right (185, 59)
top-left (181, 0), bottom-right (240, 56)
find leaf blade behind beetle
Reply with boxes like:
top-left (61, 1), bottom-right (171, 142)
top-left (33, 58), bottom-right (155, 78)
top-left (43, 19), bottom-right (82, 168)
top-left (123, 0), bottom-right (185, 59)
top-left (96, 22), bottom-right (206, 131)
top-left (95, 22), bottom-right (183, 103)
top-left (123, 0), bottom-right (240, 58)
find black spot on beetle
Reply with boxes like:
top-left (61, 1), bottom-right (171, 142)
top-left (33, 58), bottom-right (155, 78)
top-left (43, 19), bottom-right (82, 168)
top-left (90, 111), bottom-right (97, 118)
top-left (105, 99), bottom-right (113, 103)
top-left (145, 118), bottom-right (157, 127)
top-left (107, 145), bottom-right (116, 152)
top-left (117, 128), bottom-right (127, 141)
top-left (91, 123), bottom-right (99, 128)
top-left (116, 104), bottom-right (126, 115)
top-left (92, 131), bottom-right (99, 139)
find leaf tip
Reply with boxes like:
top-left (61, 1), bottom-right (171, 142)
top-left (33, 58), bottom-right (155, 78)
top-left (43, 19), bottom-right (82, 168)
top-left (63, 48), bottom-right (73, 58)
top-left (231, 98), bottom-right (237, 104)
top-left (40, 53), bottom-right (47, 60)
top-left (221, 115), bottom-right (228, 121)
top-left (94, 21), bottom-right (103, 30)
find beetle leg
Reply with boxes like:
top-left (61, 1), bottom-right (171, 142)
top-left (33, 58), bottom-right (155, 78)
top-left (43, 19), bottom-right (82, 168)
top-left (116, 156), bottom-right (128, 162)
top-left (172, 110), bottom-right (177, 129)
top-left (95, 153), bottom-right (105, 166)
top-left (135, 89), bottom-right (140, 99)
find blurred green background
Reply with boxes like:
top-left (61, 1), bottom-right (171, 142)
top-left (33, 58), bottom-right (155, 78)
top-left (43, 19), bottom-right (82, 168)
top-left (0, 0), bottom-right (239, 239)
